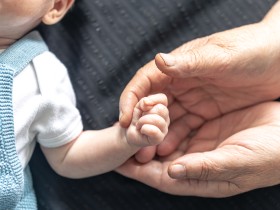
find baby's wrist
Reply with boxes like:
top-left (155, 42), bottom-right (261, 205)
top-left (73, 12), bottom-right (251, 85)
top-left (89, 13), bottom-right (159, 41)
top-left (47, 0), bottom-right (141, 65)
top-left (121, 127), bottom-right (142, 150)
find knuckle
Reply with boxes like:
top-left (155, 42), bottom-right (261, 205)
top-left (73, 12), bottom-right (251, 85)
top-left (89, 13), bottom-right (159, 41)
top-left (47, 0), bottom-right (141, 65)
top-left (215, 47), bottom-right (233, 73)
top-left (198, 158), bottom-right (221, 180)
top-left (156, 103), bottom-right (168, 112)
top-left (186, 49), bottom-right (203, 76)
top-left (199, 158), bottom-right (211, 180)
top-left (147, 132), bottom-right (162, 145)
top-left (151, 104), bottom-right (168, 117)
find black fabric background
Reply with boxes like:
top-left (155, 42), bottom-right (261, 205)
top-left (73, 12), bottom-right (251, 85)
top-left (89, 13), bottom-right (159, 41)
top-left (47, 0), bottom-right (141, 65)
top-left (30, 0), bottom-right (280, 209)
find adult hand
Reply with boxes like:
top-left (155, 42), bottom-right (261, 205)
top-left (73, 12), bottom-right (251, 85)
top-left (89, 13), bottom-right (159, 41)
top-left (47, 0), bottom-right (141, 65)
top-left (119, 1), bottom-right (280, 157)
top-left (117, 102), bottom-right (280, 197)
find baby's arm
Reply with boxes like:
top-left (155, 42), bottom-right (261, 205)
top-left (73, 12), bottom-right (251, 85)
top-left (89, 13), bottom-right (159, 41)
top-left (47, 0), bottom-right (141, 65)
top-left (41, 93), bottom-right (169, 179)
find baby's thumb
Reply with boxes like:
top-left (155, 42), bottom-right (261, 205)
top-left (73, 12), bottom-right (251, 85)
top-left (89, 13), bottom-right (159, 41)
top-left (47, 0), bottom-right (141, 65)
top-left (155, 46), bottom-right (229, 78)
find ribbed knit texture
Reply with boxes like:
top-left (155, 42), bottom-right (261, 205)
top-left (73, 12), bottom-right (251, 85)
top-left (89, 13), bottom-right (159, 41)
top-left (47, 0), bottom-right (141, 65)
top-left (0, 64), bottom-right (23, 209)
top-left (30, 0), bottom-right (279, 209)
top-left (0, 31), bottom-right (48, 210)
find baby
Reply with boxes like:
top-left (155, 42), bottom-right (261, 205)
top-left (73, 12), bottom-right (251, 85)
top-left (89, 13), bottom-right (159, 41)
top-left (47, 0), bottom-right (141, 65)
top-left (0, 0), bottom-right (169, 209)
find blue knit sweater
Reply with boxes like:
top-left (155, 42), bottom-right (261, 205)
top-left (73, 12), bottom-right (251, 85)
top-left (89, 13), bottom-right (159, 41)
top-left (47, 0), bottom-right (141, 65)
top-left (0, 31), bottom-right (48, 210)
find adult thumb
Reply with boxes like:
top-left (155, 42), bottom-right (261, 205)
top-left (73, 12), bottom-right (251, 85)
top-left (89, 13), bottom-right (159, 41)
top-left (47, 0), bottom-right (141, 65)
top-left (155, 45), bottom-right (230, 78)
top-left (168, 149), bottom-right (239, 181)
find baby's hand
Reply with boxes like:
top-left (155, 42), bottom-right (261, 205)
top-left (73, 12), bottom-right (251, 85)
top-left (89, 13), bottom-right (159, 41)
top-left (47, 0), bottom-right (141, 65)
top-left (126, 93), bottom-right (169, 147)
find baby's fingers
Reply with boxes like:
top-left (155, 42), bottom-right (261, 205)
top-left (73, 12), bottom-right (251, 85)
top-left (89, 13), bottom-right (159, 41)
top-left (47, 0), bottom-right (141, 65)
top-left (140, 124), bottom-right (165, 145)
top-left (143, 104), bottom-right (170, 123)
top-left (138, 93), bottom-right (168, 112)
top-left (137, 114), bottom-right (168, 134)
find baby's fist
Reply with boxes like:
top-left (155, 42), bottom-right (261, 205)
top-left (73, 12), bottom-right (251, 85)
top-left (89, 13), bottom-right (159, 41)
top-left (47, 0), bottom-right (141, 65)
top-left (126, 93), bottom-right (169, 147)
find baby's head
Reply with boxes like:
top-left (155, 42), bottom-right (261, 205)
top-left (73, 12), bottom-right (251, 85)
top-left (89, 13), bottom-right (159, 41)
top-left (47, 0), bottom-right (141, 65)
top-left (0, 0), bottom-right (74, 47)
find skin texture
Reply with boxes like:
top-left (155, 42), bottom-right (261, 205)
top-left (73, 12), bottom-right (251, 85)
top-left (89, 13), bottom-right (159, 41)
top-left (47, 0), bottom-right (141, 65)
top-left (117, 1), bottom-right (280, 197)
top-left (117, 102), bottom-right (280, 197)
top-left (42, 93), bottom-right (169, 178)
top-left (0, 0), bottom-right (74, 49)
top-left (1, 0), bottom-right (170, 180)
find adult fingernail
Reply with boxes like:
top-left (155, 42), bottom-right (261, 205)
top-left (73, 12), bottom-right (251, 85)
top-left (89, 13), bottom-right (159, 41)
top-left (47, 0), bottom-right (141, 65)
top-left (159, 53), bottom-right (175, 66)
top-left (169, 164), bottom-right (186, 179)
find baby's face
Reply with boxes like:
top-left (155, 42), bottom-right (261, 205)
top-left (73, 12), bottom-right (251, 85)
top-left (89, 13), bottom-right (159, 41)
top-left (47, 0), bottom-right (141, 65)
top-left (0, 0), bottom-right (54, 38)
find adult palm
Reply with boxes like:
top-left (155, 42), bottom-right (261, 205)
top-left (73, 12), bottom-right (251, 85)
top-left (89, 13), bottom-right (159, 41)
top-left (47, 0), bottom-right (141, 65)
top-left (117, 102), bottom-right (280, 197)
top-left (120, 19), bottom-right (280, 156)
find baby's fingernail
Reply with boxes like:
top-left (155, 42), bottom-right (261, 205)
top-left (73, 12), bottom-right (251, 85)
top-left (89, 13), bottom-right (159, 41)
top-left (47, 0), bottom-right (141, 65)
top-left (159, 53), bottom-right (175, 66)
top-left (168, 164), bottom-right (186, 179)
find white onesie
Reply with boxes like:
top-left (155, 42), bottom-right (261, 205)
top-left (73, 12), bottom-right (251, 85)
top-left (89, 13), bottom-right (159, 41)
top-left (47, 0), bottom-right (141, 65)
top-left (0, 48), bottom-right (83, 169)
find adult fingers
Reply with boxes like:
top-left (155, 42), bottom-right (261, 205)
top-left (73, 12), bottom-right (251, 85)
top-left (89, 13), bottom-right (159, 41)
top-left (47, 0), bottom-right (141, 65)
top-left (157, 113), bottom-right (204, 156)
top-left (155, 44), bottom-right (231, 78)
top-left (135, 146), bottom-right (157, 163)
top-left (119, 70), bottom-right (150, 128)
top-left (119, 62), bottom-right (170, 128)
top-left (168, 147), bottom-right (244, 182)
top-left (116, 158), bottom-right (197, 196)
top-left (116, 158), bottom-right (240, 197)
top-left (116, 158), bottom-right (168, 190)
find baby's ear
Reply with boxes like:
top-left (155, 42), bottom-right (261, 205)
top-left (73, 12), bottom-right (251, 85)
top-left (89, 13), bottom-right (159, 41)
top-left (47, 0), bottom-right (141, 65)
top-left (42, 0), bottom-right (74, 25)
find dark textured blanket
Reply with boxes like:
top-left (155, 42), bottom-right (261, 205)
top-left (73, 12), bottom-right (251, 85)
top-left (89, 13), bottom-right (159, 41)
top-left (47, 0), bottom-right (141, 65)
top-left (30, 0), bottom-right (280, 209)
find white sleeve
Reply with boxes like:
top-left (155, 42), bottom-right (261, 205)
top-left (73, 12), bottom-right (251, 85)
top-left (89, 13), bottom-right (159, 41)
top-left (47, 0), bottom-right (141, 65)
top-left (32, 52), bottom-right (83, 148)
